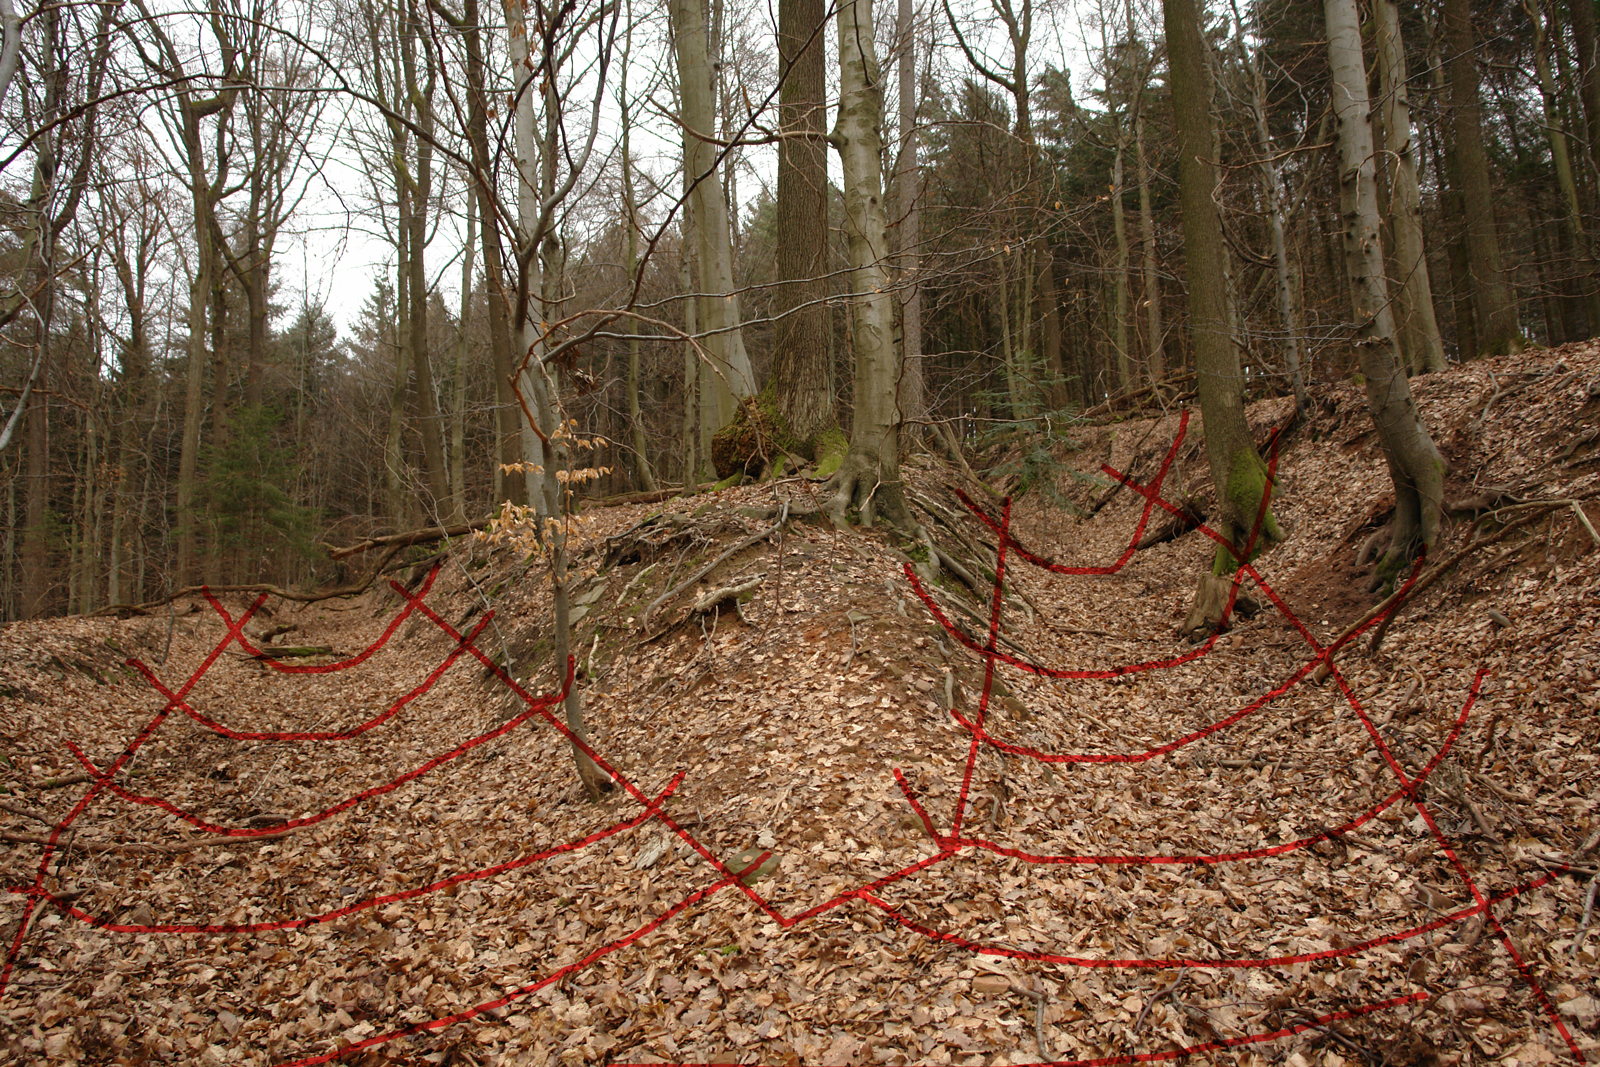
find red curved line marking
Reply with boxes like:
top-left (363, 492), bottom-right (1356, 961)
top-left (859, 872), bottom-right (1554, 970)
top-left (949, 676), bottom-right (1476, 865)
top-left (127, 613), bottom-right (494, 742)
top-left (904, 562), bottom-right (1224, 679)
top-left (1324, 659), bottom-right (1585, 1061)
top-left (61, 660), bottom-right (573, 837)
top-left (0, 593), bottom-right (273, 1000)
top-left (204, 565), bottom-right (443, 674)
top-left (276, 873), bottom-right (742, 1067)
top-left (954, 651), bottom-right (1313, 762)
top-left (614, 991), bottom-right (1427, 1067)
top-left (953, 410), bottom-right (1190, 576)
top-left (16, 775), bottom-right (688, 935)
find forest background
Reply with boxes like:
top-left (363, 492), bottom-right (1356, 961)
top-left (0, 0), bottom-right (1594, 619)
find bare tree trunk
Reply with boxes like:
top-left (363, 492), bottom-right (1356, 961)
top-left (1376, 0), bottom-right (1446, 374)
top-left (895, 0), bottom-right (922, 436)
top-left (618, 17), bottom-right (657, 492)
top-left (1440, 0), bottom-right (1522, 355)
top-left (1135, 100), bottom-right (1163, 383)
top-left (669, 0), bottom-right (756, 438)
top-left (1164, 0), bottom-right (1282, 573)
top-left (1326, 0), bottom-right (1446, 586)
top-left (503, 0), bottom-right (610, 800)
top-left (1111, 135), bottom-right (1132, 389)
top-left (826, 0), bottom-right (911, 529)
top-left (1523, 0), bottom-right (1600, 333)
top-left (772, 0), bottom-right (835, 447)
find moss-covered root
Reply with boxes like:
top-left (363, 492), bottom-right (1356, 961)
top-left (1211, 449), bottom-right (1286, 576)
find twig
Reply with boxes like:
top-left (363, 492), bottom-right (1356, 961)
top-left (0, 799), bottom-right (53, 825)
top-left (1131, 973), bottom-right (1185, 1035)
top-left (1313, 503), bottom-right (1565, 681)
top-left (642, 502), bottom-right (789, 626)
top-left (324, 516), bottom-right (492, 559)
top-left (1573, 873), bottom-right (1598, 958)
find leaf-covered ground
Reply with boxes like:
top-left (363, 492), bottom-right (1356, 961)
top-left (3, 344), bottom-right (1598, 1067)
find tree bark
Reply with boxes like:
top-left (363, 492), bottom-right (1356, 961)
top-left (669, 0), bottom-right (756, 435)
top-left (772, 0), bottom-right (835, 447)
top-left (1440, 0), bottom-right (1522, 355)
top-left (1376, 0), bottom-right (1447, 374)
top-left (827, 0), bottom-right (911, 529)
top-left (1164, 0), bottom-right (1282, 573)
top-left (1326, 0), bottom-right (1446, 587)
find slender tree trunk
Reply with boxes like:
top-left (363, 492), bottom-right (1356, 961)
top-left (1376, 0), bottom-right (1447, 373)
top-left (1111, 136), bottom-right (1132, 389)
top-left (1440, 0), bottom-right (1522, 355)
top-left (1164, 0), bottom-right (1282, 573)
top-left (1524, 0), bottom-right (1600, 333)
top-left (460, 0), bottom-right (524, 506)
top-left (895, 0), bottom-right (923, 436)
top-left (400, 3), bottom-right (456, 523)
top-left (669, 0), bottom-right (755, 439)
top-left (827, 0), bottom-right (911, 529)
top-left (1569, 0), bottom-right (1600, 185)
top-left (502, 0), bottom-right (609, 799)
top-left (452, 187), bottom-right (475, 520)
top-left (21, 322), bottom-right (48, 617)
top-left (1327, 0), bottom-right (1446, 585)
top-left (618, 29), bottom-right (657, 492)
top-left (1135, 104), bottom-right (1163, 383)
top-left (386, 256), bottom-right (412, 529)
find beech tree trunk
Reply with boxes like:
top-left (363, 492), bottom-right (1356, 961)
top-left (1326, 0), bottom-right (1446, 586)
top-left (1376, 0), bottom-right (1447, 374)
top-left (827, 0), bottom-right (911, 529)
top-left (772, 0), bottom-right (834, 447)
top-left (1440, 0), bottom-right (1522, 355)
top-left (669, 0), bottom-right (756, 435)
top-left (1164, 0), bottom-right (1282, 573)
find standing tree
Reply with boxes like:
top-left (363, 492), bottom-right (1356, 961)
top-left (1325, 0), bottom-right (1445, 585)
top-left (1439, 0), bottom-right (1523, 356)
top-left (1163, 0), bottom-right (1281, 585)
top-left (1374, 0), bottom-right (1446, 374)
top-left (669, 0), bottom-right (756, 445)
top-left (825, 0), bottom-right (911, 528)
top-left (771, 0), bottom-right (836, 452)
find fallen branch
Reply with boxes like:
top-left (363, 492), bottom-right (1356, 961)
top-left (1313, 502), bottom-right (1566, 681)
top-left (1, 826), bottom-right (297, 854)
top-left (325, 517), bottom-right (492, 560)
top-left (932, 421), bottom-right (1002, 501)
top-left (687, 577), bottom-right (763, 616)
top-left (642, 502), bottom-right (789, 626)
top-left (1082, 371), bottom-right (1198, 419)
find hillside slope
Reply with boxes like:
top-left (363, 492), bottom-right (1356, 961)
top-left (2, 343), bottom-right (1598, 1066)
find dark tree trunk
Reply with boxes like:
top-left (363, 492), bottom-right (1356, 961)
top-left (1440, 0), bottom-right (1522, 355)
top-left (772, 0), bottom-right (834, 448)
top-left (1164, 0), bottom-right (1283, 573)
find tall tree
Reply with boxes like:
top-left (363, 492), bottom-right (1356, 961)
top-left (1163, 0), bottom-right (1282, 579)
top-left (129, 0), bottom-right (244, 586)
top-left (1440, 0), bottom-right (1523, 355)
top-left (1325, 0), bottom-right (1445, 583)
top-left (826, 0), bottom-right (911, 528)
top-left (771, 0), bottom-right (835, 449)
top-left (669, 0), bottom-right (756, 439)
top-left (1375, 0), bottom-right (1446, 373)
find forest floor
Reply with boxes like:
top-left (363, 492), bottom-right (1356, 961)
top-left (2, 345), bottom-right (1599, 1067)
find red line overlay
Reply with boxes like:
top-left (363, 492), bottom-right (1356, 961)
top-left (2, 412), bottom-right (1585, 1066)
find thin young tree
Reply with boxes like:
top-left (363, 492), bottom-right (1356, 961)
top-left (1325, 0), bottom-right (1445, 585)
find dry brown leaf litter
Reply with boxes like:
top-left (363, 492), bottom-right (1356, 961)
top-left (2, 344), bottom-right (1598, 1066)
